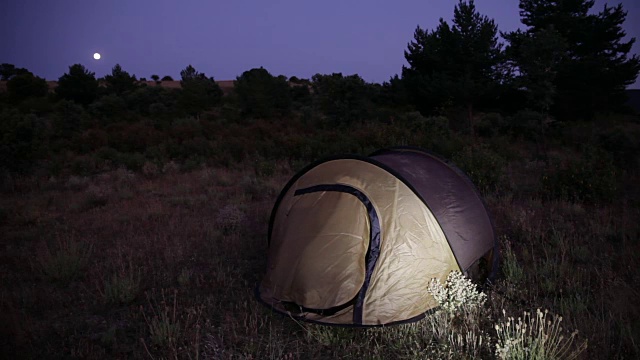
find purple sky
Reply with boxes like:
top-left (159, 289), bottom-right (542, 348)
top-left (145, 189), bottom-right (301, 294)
top-left (3, 0), bottom-right (639, 88)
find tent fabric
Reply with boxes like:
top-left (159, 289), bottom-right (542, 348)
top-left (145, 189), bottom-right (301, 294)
top-left (257, 147), bottom-right (497, 326)
top-left (369, 148), bottom-right (495, 271)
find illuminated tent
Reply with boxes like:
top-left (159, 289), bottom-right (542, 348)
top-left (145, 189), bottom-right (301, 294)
top-left (256, 147), bottom-right (498, 326)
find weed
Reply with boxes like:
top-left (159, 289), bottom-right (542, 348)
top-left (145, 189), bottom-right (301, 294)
top-left (494, 308), bottom-right (587, 360)
top-left (102, 261), bottom-right (141, 304)
top-left (37, 235), bottom-right (91, 283)
top-left (502, 237), bottom-right (525, 284)
top-left (141, 289), bottom-right (203, 358)
top-left (453, 143), bottom-right (506, 194)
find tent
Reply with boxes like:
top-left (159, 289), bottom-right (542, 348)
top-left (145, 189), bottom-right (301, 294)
top-left (256, 147), bottom-right (498, 326)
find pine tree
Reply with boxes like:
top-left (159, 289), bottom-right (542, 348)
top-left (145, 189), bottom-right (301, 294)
top-left (55, 64), bottom-right (99, 106)
top-left (505, 0), bottom-right (640, 119)
top-left (402, 1), bottom-right (503, 129)
top-left (104, 64), bottom-right (138, 95)
top-left (178, 65), bottom-right (223, 118)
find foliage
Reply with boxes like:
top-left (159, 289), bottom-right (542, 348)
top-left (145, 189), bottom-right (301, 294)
top-left (178, 65), bottom-right (223, 118)
top-left (103, 263), bottom-right (140, 304)
top-left (597, 124), bottom-right (640, 171)
top-left (495, 309), bottom-right (587, 360)
top-left (55, 64), bottom-right (99, 106)
top-left (89, 94), bottom-right (129, 124)
top-left (104, 64), bottom-right (138, 95)
top-left (234, 67), bottom-right (292, 118)
top-left (6, 71), bottom-right (49, 103)
top-left (428, 271), bottom-right (487, 315)
top-left (505, 0), bottom-right (640, 120)
top-left (453, 143), bottom-right (506, 193)
top-left (311, 72), bottom-right (370, 126)
top-left (475, 112), bottom-right (508, 137)
top-left (50, 100), bottom-right (90, 141)
top-left (37, 236), bottom-right (92, 283)
top-left (504, 26), bottom-right (567, 114)
top-left (0, 63), bottom-right (31, 80)
top-left (402, 0), bottom-right (504, 126)
top-left (426, 270), bottom-right (490, 358)
top-left (541, 147), bottom-right (618, 203)
top-left (161, 75), bottom-right (174, 81)
top-left (507, 109), bottom-right (545, 141)
top-left (0, 109), bottom-right (48, 172)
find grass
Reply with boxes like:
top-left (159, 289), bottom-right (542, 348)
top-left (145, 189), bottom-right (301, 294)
top-left (0, 118), bottom-right (639, 359)
top-left (494, 309), bottom-right (587, 360)
top-left (36, 235), bottom-right (92, 283)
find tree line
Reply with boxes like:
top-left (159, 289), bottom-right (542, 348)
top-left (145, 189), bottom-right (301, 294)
top-left (1, 0), bottom-right (639, 175)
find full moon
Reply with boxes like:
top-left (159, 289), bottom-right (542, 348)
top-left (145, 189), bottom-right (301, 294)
top-left (93, 53), bottom-right (101, 60)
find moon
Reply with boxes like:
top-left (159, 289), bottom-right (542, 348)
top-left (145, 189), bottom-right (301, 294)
top-left (93, 53), bottom-right (101, 60)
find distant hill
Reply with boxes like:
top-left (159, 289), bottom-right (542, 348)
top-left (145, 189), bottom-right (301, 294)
top-left (0, 79), bottom-right (314, 95)
top-left (0, 80), bottom-right (237, 95)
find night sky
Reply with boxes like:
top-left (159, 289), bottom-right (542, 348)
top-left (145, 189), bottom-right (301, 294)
top-left (3, 0), bottom-right (639, 87)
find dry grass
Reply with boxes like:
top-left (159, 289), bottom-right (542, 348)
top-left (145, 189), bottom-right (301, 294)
top-left (0, 144), bottom-right (638, 359)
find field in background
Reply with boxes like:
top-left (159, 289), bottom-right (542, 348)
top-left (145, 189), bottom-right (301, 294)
top-left (1, 113), bottom-right (639, 359)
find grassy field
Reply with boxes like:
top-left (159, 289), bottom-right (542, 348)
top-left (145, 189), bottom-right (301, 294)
top-left (1, 114), bottom-right (639, 359)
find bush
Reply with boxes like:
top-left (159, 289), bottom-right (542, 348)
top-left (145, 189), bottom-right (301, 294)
top-left (452, 143), bottom-right (506, 193)
top-left (311, 73), bottom-right (370, 126)
top-left (541, 148), bottom-right (617, 203)
top-left (475, 112), bottom-right (508, 137)
top-left (117, 152), bottom-right (146, 172)
top-left (38, 236), bottom-right (92, 283)
top-left (51, 100), bottom-right (90, 140)
top-left (234, 67), bottom-right (292, 118)
top-left (597, 124), bottom-right (640, 171)
top-left (0, 110), bottom-right (49, 173)
top-left (507, 110), bottom-right (544, 140)
top-left (7, 72), bottom-right (48, 103)
top-left (89, 94), bottom-right (128, 124)
top-left (494, 309), bottom-right (587, 360)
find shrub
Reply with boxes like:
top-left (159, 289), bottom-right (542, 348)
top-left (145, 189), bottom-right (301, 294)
top-left (428, 271), bottom-right (487, 315)
top-left (103, 264), bottom-right (140, 304)
top-left (507, 110), bottom-right (544, 140)
top-left (7, 72), bottom-right (48, 103)
top-left (597, 124), bottom-right (640, 171)
top-left (0, 110), bottom-right (48, 173)
top-left (117, 152), bottom-right (146, 172)
top-left (452, 143), bottom-right (506, 193)
top-left (38, 236), bottom-right (92, 283)
top-left (311, 73), bottom-right (370, 126)
top-left (475, 112), bottom-right (508, 137)
top-left (426, 271), bottom-right (489, 358)
top-left (234, 67), bottom-right (292, 118)
top-left (541, 148), bottom-right (617, 203)
top-left (494, 309), bottom-right (587, 360)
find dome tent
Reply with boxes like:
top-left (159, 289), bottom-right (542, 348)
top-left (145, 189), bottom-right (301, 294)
top-left (256, 147), bottom-right (498, 326)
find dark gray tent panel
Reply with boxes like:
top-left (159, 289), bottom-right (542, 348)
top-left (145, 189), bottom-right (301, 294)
top-left (257, 147), bottom-right (497, 326)
top-left (369, 148), bottom-right (495, 271)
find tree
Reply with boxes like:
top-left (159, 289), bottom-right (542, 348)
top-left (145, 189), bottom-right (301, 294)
top-left (178, 65), bottom-right (223, 118)
top-left (104, 64), bottom-right (137, 95)
top-left (234, 67), bottom-right (292, 118)
top-left (0, 109), bottom-right (48, 172)
top-left (311, 73), bottom-right (370, 126)
top-left (151, 74), bottom-right (160, 84)
top-left (0, 63), bottom-right (30, 81)
top-left (0, 63), bottom-right (16, 80)
top-left (505, 0), bottom-right (640, 119)
top-left (55, 64), bottom-right (99, 106)
top-left (7, 71), bottom-right (49, 103)
top-left (505, 26), bottom-right (567, 114)
top-left (402, 1), bottom-right (503, 129)
top-left (161, 75), bottom-right (174, 81)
